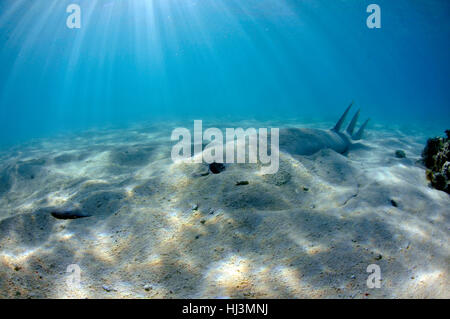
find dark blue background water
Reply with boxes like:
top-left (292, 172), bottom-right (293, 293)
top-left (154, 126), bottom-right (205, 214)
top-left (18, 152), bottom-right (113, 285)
top-left (0, 0), bottom-right (449, 147)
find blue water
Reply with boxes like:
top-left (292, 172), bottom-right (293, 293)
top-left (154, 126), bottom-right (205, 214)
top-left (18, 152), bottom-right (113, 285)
top-left (0, 0), bottom-right (449, 147)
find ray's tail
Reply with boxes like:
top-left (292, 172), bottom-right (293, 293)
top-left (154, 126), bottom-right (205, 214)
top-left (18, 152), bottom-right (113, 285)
top-left (332, 101), bottom-right (370, 140)
top-left (352, 118), bottom-right (370, 140)
top-left (332, 101), bottom-right (353, 132)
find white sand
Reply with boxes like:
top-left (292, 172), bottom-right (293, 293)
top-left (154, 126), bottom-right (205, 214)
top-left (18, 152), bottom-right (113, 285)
top-left (0, 120), bottom-right (448, 298)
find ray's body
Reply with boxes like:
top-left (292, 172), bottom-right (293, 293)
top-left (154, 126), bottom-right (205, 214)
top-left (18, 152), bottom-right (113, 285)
top-left (279, 102), bottom-right (370, 156)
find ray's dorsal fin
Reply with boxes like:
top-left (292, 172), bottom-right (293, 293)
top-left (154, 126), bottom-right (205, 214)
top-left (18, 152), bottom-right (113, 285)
top-left (352, 118), bottom-right (370, 140)
top-left (346, 109), bottom-right (360, 135)
top-left (332, 101), bottom-right (353, 132)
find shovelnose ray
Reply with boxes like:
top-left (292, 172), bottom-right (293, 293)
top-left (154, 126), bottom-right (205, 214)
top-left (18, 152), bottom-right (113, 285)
top-left (279, 101), bottom-right (370, 156)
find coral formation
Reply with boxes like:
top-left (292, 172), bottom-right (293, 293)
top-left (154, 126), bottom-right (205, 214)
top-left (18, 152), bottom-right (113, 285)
top-left (422, 130), bottom-right (450, 193)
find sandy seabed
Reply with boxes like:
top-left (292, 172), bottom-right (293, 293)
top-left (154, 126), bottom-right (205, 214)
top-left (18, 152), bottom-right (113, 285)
top-left (0, 119), bottom-right (448, 298)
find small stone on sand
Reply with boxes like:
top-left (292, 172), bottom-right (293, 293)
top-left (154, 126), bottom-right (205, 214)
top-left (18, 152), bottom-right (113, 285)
top-left (395, 150), bottom-right (406, 158)
top-left (144, 284), bottom-right (152, 291)
top-left (209, 162), bottom-right (225, 174)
